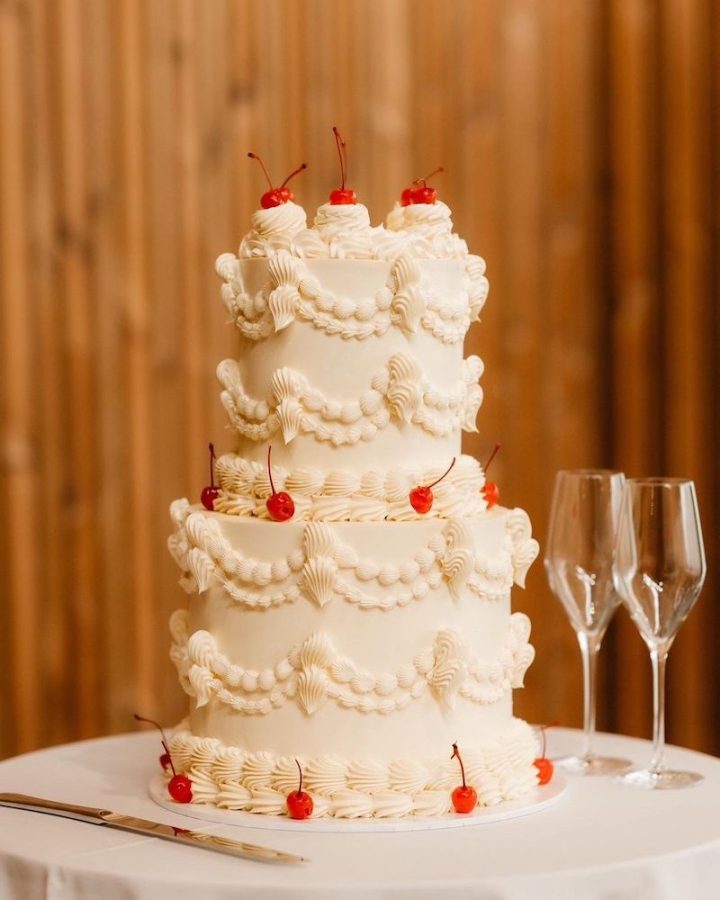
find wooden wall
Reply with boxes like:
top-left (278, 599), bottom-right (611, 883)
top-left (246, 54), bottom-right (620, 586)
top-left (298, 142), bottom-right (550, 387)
top-left (1, 0), bottom-right (718, 759)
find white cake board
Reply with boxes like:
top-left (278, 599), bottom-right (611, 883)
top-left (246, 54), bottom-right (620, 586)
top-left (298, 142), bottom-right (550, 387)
top-left (149, 774), bottom-right (566, 833)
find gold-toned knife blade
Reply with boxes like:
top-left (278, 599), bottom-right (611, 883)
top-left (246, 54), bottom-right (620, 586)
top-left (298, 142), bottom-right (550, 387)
top-left (0, 793), bottom-right (306, 864)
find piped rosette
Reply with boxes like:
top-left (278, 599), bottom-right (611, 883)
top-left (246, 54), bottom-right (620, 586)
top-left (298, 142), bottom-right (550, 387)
top-left (239, 202), bottom-right (308, 258)
top-left (291, 202), bottom-right (375, 259)
top-left (384, 200), bottom-right (468, 259)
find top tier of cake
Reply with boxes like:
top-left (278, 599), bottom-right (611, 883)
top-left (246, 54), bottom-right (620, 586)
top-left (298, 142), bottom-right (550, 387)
top-left (213, 198), bottom-right (491, 522)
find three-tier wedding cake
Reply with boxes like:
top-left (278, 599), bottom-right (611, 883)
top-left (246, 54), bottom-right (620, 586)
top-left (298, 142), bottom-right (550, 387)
top-left (166, 145), bottom-right (540, 819)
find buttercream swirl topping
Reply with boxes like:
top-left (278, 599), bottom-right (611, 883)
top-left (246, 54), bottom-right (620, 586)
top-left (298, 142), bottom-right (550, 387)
top-left (288, 203), bottom-right (375, 259)
top-left (236, 199), bottom-right (472, 261)
top-left (384, 201), bottom-right (468, 259)
top-left (239, 202), bottom-right (308, 258)
top-left (211, 454), bottom-right (488, 521)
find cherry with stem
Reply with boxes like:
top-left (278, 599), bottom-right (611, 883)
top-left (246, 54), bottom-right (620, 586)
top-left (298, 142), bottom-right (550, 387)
top-left (450, 742), bottom-right (478, 813)
top-left (482, 443), bottom-right (501, 509)
top-left (248, 152), bottom-right (307, 209)
top-left (409, 458), bottom-right (456, 514)
top-left (266, 445), bottom-right (295, 522)
top-left (286, 759), bottom-right (313, 820)
top-left (329, 127), bottom-right (357, 205)
top-left (134, 714), bottom-right (192, 803)
top-left (412, 167), bottom-right (444, 205)
top-left (201, 442), bottom-right (220, 511)
top-left (401, 167), bottom-right (444, 206)
top-left (533, 723), bottom-right (556, 786)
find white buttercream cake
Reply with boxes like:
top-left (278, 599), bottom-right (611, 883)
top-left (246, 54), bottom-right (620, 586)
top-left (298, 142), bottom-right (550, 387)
top-left (166, 169), bottom-right (541, 819)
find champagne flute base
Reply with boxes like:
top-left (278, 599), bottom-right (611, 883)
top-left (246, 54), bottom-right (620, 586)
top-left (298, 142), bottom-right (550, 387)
top-left (617, 768), bottom-right (704, 790)
top-left (553, 754), bottom-right (632, 776)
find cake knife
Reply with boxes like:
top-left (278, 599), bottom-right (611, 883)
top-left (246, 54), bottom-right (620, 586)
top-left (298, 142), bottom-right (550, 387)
top-left (0, 793), bottom-right (306, 864)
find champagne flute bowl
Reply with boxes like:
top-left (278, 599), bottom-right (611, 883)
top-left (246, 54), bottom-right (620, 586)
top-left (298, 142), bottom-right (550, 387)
top-left (614, 477), bottom-right (706, 790)
top-left (545, 470), bottom-right (631, 775)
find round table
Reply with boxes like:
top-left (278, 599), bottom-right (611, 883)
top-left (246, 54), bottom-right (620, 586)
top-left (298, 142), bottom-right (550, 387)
top-left (0, 728), bottom-right (719, 899)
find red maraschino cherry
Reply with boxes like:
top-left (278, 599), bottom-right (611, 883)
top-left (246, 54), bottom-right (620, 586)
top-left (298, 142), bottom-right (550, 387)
top-left (401, 166), bottom-right (444, 206)
top-left (200, 442), bottom-right (220, 511)
top-left (248, 152), bottom-right (307, 209)
top-left (134, 714), bottom-right (192, 803)
top-left (481, 443), bottom-right (501, 509)
top-left (409, 458), bottom-right (456, 514)
top-left (329, 127), bottom-right (357, 205)
top-left (533, 724), bottom-right (555, 786)
top-left (450, 742), bottom-right (478, 813)
top-left (265, 445), bottom-right (295, 521)
top-left (286, 759), bottom-right (313, 820)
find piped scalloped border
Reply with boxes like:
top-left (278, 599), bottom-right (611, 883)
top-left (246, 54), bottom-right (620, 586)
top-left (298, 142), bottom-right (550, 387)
top-left (167, 717), bottom-right (539, 819)
top-left (217, 352), bottom-right (484, 445)
top-left (169, 609), bottom-right (535, 716)
top-left (216, 251), bottom-right (488, 345)
top-left (167, 500), bottom-right (539, 608)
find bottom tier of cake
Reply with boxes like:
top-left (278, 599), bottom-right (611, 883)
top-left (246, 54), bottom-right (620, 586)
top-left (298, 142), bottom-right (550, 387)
top-left (167, 501), bottom-right (540, 818)
top-left (168, 717), bottom-right (539, 819)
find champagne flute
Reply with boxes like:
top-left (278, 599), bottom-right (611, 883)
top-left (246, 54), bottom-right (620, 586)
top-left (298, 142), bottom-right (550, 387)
top-left (614, 478), bottom-right (706, 789)
top-left (544, 470), bottom-right (632, 774)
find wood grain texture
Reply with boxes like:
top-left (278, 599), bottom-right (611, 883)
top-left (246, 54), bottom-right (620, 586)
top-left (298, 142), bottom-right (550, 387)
top-left (1, 0), bottom-right (718, 759)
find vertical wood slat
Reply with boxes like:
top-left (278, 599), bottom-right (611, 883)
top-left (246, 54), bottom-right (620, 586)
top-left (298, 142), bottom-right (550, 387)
top-left (606, 0), bottom-right (661, 740)
top-left (119, 0), bottom-right (155, 718)
top-left (497, 0), bottom-right (564, 725)
top-left (57, 0), bottom-right (102, 741)
top-left (536, 0), bottom-right (609, 728)
top-left (1, 0), bottom-right (719, 759)
top-left (0, 0), bottom-right (41, 754)
top-left (713, 0), bottom-right (720, 740)
top-left (86, 0), bottom-right (124, 735)
top-left (659, 0), bottom-right (716, 751)
top-left (29, 0), bottom-right (67, 749)
top-left (145, 0), bottom-right (188, 724)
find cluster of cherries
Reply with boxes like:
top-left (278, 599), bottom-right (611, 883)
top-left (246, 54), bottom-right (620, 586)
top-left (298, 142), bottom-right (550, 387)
top-left (201, 444), bottom-right (295, 519)
top-left (248, 153), bottom-right (307, 210)
top-left (248, 126), bottom-right (444, 211)
top-left (400, 167), bottom-right (444, 206)
top-left (202, 444), bottom-right (501, 518)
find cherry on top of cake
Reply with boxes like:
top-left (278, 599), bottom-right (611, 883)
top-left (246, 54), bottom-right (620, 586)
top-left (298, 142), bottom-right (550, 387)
top-left (399, 167), bottom-right (444, 207)
top-left (328, 126), bottom-right (357, 206)
top-left (248, 152), bottom-right (308, 210)
top-left (301, 126), bottom-right (374, 244)
top-left (237, 136), bottom-right (470, 260)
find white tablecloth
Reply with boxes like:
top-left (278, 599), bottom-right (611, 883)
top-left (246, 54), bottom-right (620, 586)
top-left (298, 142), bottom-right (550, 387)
top-left (0, 728), bottom-right (719, 899)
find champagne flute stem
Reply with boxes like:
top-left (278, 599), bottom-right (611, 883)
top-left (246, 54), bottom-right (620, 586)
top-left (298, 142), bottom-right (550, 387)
top-left (577, 632), bottom-right (601, 760)
top-left (649, 647), bottom-right (668, 774)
